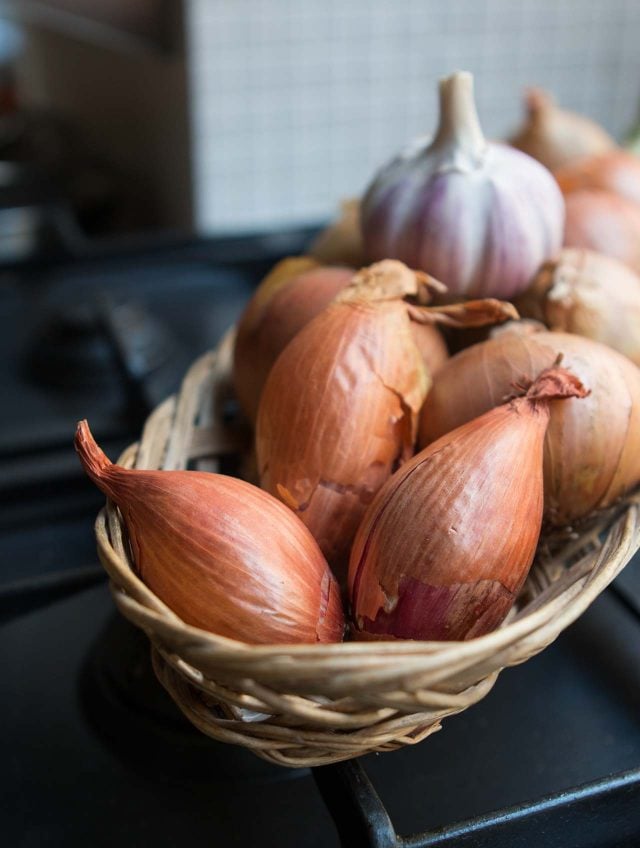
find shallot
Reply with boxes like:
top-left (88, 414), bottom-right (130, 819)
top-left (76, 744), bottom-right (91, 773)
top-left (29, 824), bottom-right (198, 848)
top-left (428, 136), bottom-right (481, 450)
top-left (350, 366), bottom-right (587, 641)
top-left (75, 421), bottom-right (345, 645)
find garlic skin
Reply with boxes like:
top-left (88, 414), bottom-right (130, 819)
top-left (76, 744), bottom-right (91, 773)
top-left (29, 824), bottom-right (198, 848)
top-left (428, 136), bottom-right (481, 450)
top-left (518, 248), bottom-right (640, 365)
top-left (361, 72), bottom-right (565, 300)
top-left (349, 367), bottom-right (587, 641)
top-left (75, 421), bottom-right (345, 645)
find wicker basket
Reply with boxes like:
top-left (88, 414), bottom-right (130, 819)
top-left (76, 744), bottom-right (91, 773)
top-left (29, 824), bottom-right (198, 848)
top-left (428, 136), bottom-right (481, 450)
top-left (94, 331), bottom-right (640, 767)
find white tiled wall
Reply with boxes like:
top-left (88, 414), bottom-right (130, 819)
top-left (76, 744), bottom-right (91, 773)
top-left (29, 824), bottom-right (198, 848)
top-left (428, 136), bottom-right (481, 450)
top-left (186, 0), bottom-right (640, 233)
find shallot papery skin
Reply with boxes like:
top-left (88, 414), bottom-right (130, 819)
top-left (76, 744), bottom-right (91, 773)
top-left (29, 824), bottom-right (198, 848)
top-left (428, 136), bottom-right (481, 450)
top-left (256, 262), bottom-right (429, 583)
top-left (309, 198), bottom-right (365, 268)
top-left (562, 189), bottom-right (640, 274)
top-left (419, 330), bottom-right (640, 526)
top-left (509, 88), bottom-right (616, 172)
top-left (233, 258), bottom-right (355, 422)
top-left (555, 150), bottom-right (640, 209)
top-left (75, 421), bottom-right (344, 645)
top-left (349, 367), bottom-right (588, 642)
top-left (361, 72), bottom-right (564, 300)
top-left (518, 248), bottom-right (640, 365)
top-left (232, 257), bottom-right (448, 423)
top-left (256, 260), bottom-right (517, 585)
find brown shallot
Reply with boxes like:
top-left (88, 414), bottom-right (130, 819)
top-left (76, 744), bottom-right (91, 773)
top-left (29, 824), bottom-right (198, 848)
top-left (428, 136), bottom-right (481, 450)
top-left (256, 260), bottom-right (517, 583)
top-left (562, 190), bottom-right (640, 273)
top-left (233, 257), bottom-right (354, 421)
top-left (349, 365), bottom-right (588, 641)
top-left (233, 257), bottom-right (449, 423)
top-left (555, 150), bottom-right (640, 208)
top-left (75, 421), bottom-right (344, 645)
top-left (517, 248), bottom-right (640, 365)
top-left (509, 88), bottom-right (616, 172)
top-left (419, 330), bottom-right (640, 526)
top-left (309, 198), bottom-right (365, 268)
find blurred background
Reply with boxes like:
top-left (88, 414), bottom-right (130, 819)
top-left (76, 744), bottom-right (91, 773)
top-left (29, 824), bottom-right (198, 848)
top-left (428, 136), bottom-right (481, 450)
top-left (1, 0), bottom-right (640, 243)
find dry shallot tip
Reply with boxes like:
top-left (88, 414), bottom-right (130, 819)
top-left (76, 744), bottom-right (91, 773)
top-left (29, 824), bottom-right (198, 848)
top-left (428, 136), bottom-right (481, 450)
top-left (524, 366), bottom-right (589, 404)
top-left (407, 299), bottom-right (519, 328)
top-left (505, 355), bottom-right (566, 401)
top-left (414, 272), bottom-right (448, 304)
top-left (74, 419), bottom-right (117, 491)
top-left (338, 259), bottom-right (426, 304)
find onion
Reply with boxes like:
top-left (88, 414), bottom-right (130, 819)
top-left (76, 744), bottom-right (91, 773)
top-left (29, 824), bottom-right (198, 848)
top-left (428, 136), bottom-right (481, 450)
top-left (509, 88), bottom-right (616, 172)
top-left (309, 198), bottom-right (365, 268)
top-left (349, 365), bottom-right (588, 641)
top-left (233, 258), bottom-right (354, 421)
top-left (256, 260), bottom-right (517, 582)
top-left (517, 248), bottom-right (640, 365)
top-left (563, 189), bottom-right (640, 273)
top-left (419, 331), bottom-right (640, 526)
top-left (361, 71), bottom-right (564, 299)
top-left (555, 150), bottom-right (640, 208)
top-left (75, 421), bottom-right (344, 644)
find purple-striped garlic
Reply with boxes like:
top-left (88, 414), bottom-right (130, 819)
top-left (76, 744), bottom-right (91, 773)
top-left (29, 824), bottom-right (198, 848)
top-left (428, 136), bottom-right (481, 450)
top-left (361, 71), bottom-right (565, 300)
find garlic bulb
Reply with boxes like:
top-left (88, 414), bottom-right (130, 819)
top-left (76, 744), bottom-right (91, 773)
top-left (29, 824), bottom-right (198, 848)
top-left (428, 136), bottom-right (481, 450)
top-left (510, 88), bottom-right (616, 172)
top-left (361, 71), bottom-right (565, 300)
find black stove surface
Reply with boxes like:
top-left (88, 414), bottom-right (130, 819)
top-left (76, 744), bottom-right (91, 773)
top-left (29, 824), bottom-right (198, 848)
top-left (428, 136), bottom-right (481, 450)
top-left (3, 578), bottom-right (639, 847)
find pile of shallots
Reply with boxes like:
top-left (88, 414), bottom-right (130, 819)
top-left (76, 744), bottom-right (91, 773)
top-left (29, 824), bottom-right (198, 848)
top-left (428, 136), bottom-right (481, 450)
top-left (76, 71), bottom-right (640, 648)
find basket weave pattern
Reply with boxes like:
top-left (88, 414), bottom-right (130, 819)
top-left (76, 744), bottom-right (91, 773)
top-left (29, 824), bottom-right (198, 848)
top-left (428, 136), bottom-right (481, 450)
top-left (95, 333), bottom-right (640, 767)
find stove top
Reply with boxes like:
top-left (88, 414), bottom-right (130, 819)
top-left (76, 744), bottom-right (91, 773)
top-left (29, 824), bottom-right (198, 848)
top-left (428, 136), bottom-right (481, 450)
top-left (1, 232), bottom-right (639, 847)
top-left (3, 579), bottom-right (639, 847)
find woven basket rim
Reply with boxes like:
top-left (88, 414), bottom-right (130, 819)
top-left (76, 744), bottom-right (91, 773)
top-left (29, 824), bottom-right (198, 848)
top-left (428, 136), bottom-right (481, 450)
top-left (99, 504), bottom-right (636, 658)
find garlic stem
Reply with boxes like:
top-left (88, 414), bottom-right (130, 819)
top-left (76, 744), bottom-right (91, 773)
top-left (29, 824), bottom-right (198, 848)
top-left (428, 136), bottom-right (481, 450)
top-left (431, 71), bottom-right (487, 169)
